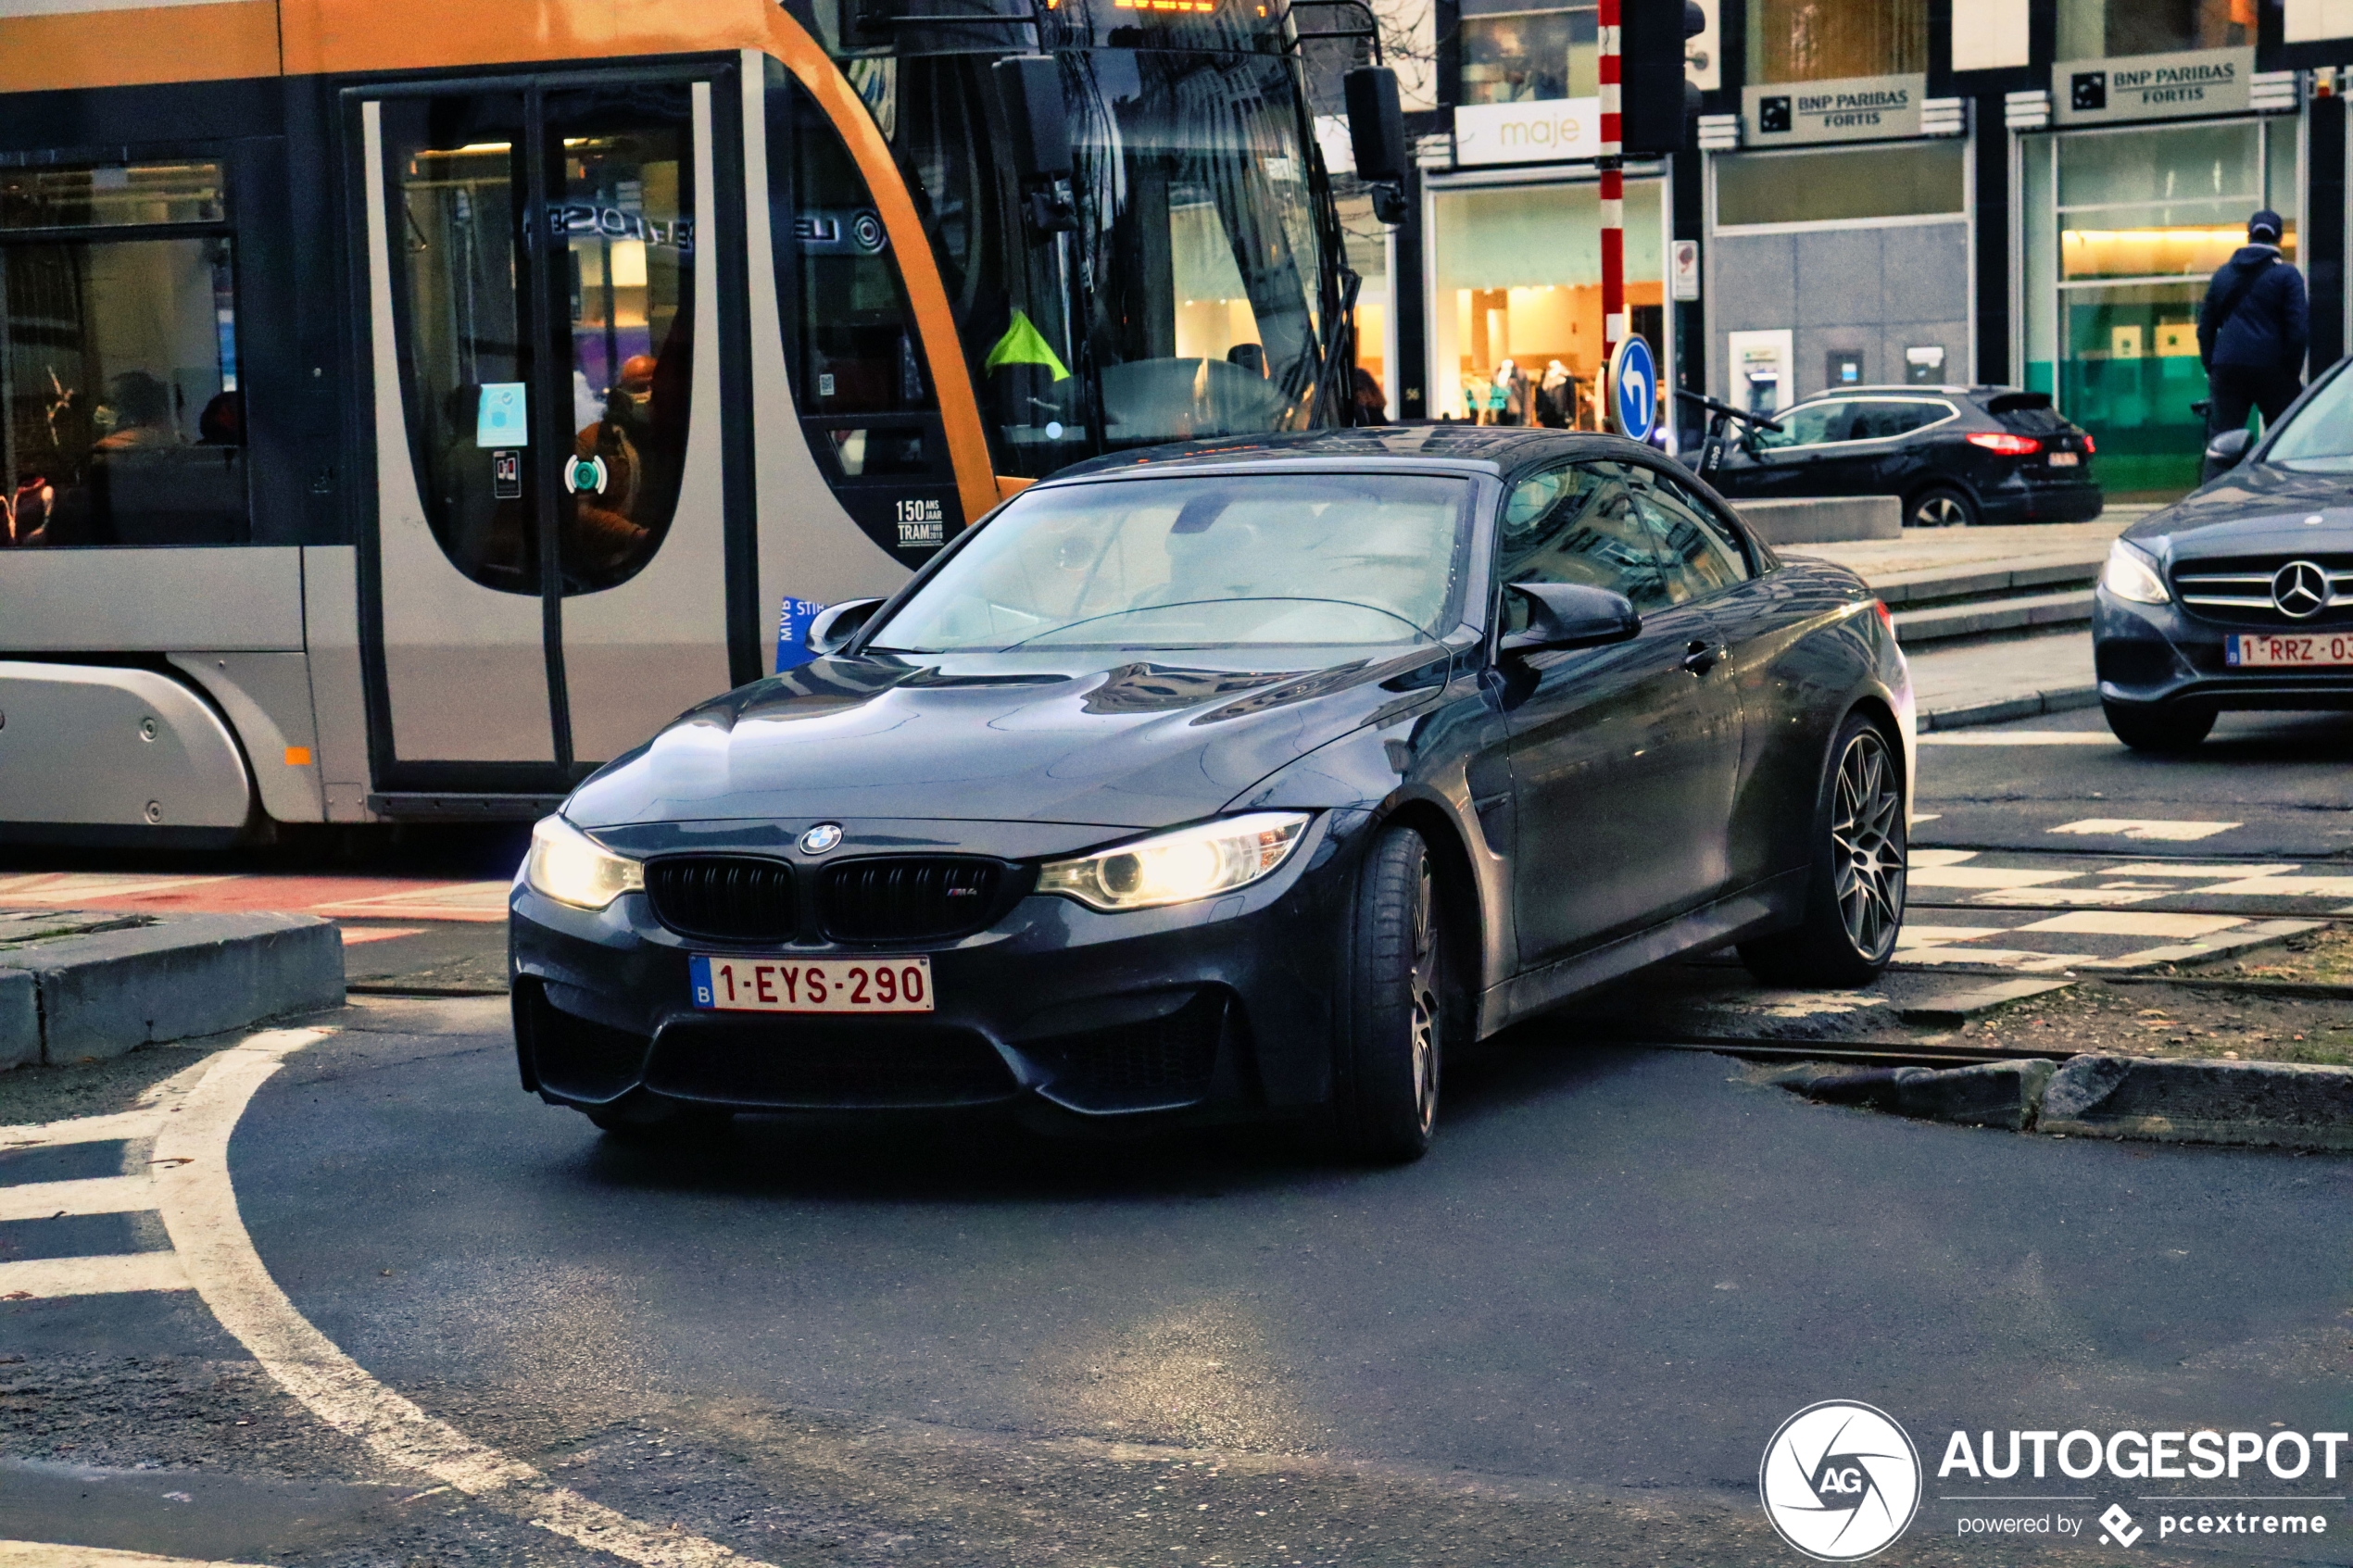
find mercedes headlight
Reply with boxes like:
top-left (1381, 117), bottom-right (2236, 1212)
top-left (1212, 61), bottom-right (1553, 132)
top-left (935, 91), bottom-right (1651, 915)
top-left (522, 815), bottom-right (645, 909)
top-left (2102, 539), bottom-right (2170, 605)
top-left (1038, 812), bottom-right (1312, 912)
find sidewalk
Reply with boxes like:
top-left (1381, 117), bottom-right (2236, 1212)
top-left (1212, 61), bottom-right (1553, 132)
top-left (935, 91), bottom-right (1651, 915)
top-left (1793, 512), bottom-right (2146, 582)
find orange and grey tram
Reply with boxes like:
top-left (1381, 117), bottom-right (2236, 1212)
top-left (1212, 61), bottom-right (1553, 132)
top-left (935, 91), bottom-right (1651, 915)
top-left (0, 0), bottom-right (1361, 840)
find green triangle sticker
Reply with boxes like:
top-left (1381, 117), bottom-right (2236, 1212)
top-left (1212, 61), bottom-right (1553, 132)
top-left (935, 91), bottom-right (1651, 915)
top-left (982, 309), bottom-right (1071, 382)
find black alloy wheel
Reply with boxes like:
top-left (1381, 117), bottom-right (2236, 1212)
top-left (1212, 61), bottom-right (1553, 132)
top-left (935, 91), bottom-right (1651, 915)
top-left (1335, 823), bottom-right (1450, 1162)
top-left (1907, 485), bottom-right (1977, 529)
top-left (2102, 699), bottom-right (2215, 752)
top-left (1740, 714), bottom-right (1907, 986)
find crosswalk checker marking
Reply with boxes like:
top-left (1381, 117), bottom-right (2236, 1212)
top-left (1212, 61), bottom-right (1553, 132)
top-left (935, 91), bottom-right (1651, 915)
top-left (0, 1543), bottom-right (276, 1568)
top-left (2077, 920), bottom-right (2327, 970)
top-left (1911, 848), bottom-right (1978, 867)
top-left (1918, 731), bottom-right (2120, 745)
top-left (0, 1251), bottom-right (188, 1300)
top-left (1968, 885), bottom-right (2170, 908)
top-left (1892, 947), bottom-right (2079, 972)
top-left (1908, 865), bottom-right (2084, 889)
top-left (2183, 874), bottom-right (2353, 898)
top-left (2016, 910), bottom-right (2249, 938)
top-left (2107, 862), bottom-right (2299, 879)
top-left (1898, 924), bottom-right (2014, 943)
top-left (2049, 819), bottom-right (2241, 841)
top-left (0, 1175), bottom-right (154, 1223)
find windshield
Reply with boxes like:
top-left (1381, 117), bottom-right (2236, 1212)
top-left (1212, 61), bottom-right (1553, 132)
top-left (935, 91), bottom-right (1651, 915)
top-left (894, 48), bottom-right (1336, 479)
top-left (867, 473), bottom-right (1470, 652)
top-left (2260, 366), bottom-right (2353, 471)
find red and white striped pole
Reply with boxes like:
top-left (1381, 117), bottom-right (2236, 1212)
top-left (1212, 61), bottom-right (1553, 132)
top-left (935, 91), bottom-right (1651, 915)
top-left (1597, 0), bottom-right (1623, 425)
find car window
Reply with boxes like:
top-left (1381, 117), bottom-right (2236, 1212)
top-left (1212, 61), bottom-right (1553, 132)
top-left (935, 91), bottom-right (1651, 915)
top-left (1848, 399), bottom-right (1951, 441)
top-left (1496, 460), bottom-right (1671, 624)
top-left (1750, 400), bottom-right (1851, 449)
top-left (1630, 468), bottom-right (1750, 603)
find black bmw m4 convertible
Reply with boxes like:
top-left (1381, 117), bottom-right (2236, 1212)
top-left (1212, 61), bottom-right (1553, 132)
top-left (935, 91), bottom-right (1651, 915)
top-left (510, 428), bottom-right (1913, 1160)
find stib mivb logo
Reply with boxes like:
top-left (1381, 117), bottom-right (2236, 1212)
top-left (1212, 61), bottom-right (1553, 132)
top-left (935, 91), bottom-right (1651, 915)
top-left (1760, 1401), bottom-right (1922, 1561)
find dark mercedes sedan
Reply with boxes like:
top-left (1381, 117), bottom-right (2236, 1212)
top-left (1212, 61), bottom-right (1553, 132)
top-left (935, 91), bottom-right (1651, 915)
top-left (510, 429), bottom-right (1913, 1161)
top-left (2095, 360), bottom-right (2353, 750)
top-left (1707, 385), bottom-right (2103, 529)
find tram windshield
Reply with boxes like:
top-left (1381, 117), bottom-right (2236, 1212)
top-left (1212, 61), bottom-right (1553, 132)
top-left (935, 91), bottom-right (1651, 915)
top-left (888, 27), bottom-right (1340, 476)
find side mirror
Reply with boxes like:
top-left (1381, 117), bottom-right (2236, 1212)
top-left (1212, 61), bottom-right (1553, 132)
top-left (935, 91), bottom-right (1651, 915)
top-left (994, 56), bottom-right (1073, 182)
top-left (805, 596), bottom-right (886, 657)
top-left (2204, 425), bottom-right (2253, 473)
top-left (1499, 582), bottom-right (1641, 656)
top-left (1343, 67), bottom-right (1407, 183)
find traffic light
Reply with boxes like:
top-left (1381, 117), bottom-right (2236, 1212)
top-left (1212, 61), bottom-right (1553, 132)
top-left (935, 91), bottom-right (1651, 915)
top-left (1620, 0), bottom-right (1705, 156)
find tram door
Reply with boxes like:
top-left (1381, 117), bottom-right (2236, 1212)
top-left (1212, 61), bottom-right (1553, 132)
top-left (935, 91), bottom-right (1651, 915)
top-left (358, 74), bottom-right (738, 785)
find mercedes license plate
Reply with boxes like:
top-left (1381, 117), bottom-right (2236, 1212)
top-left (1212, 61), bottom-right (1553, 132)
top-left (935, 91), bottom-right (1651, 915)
top-left (2047, 450), bottom-right (2080, 467)
top-left (2226, 633), bottom-right (2353, 668)
top-left (689, 955), bottom-right (933, 1013)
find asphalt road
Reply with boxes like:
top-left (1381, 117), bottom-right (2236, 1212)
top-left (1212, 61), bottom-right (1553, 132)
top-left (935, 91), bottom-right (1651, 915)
top-left (6, 678), bottom-right (2353, 1566)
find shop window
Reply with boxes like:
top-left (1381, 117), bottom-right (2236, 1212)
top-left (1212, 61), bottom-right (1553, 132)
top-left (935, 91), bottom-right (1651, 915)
top-left (2056, 0), bottom-right (2256, 58)
top-left (0, 160), bottom-right (244, 550)
top-left (1744, 0), bottom-right (1926, 85)
top-left (1714, 142), bottom-right (1965, 229)
top-left (1333, 181), bottom-right (1391, 419)
top-left (1430, 180), bottom-right (1663, 424)
top-left (1460, 3), bottom-right (1596, 106)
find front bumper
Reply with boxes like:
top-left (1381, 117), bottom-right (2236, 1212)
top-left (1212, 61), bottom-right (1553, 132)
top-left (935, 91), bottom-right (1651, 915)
top-left (509, 813), bottom-right (1365, 1128)
top-left (2093, 588), bottom-right (2353, 712)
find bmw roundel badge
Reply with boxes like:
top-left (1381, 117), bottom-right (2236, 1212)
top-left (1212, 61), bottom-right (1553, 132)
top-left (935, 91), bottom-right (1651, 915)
top-left (799, 822), bottom-right (845, 854)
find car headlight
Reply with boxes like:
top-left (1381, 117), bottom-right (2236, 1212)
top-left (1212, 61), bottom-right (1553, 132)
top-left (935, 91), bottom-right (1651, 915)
top-left (522, 815), bottom-right (645, 909)
top-left (2102, 539), bottom-right (2170, 606)
top-left (1038, 811), bottom-right (1312, 912)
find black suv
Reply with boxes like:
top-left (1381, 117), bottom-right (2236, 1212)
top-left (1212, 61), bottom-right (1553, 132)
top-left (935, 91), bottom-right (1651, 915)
top-left (1706, 385), bottom-right (2103, 529)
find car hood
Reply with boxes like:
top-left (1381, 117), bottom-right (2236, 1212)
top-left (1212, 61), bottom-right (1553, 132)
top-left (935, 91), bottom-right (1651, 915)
top-left (2124, 463), bottom-right (2353, 562)
top-left (563, 643), bottom-right (1460, 832)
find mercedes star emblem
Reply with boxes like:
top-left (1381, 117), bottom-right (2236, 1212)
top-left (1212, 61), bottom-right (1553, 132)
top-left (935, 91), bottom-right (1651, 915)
top-left (2271, 559), bottom-right (2331, 620)
top-left (799, 822), bottom-right (845, 854)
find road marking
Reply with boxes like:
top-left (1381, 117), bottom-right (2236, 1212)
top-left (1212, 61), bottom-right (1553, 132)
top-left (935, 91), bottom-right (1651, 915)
top-left (2017, 911), bottom-right (2247, 938)
top-left (2106, 863), bottom-right (2297, 879)
top-left (149, 1028), bottom-right (775, 1568)
top-left (0, 1174), bottom-right (154, 1222)
top-left (337, 926), bottom-right (427, 947)
top-left (1892, 947), bottom-right (2077, 972)
top-left (1919, 732), bottom-right (2120, 745)
top-left (1908, 865), bottom-right (2082, 889)
top-left (0, 1251), bottom-right (188, 1299)
top-left (2188, 874), bottom-right (2353, 898)
top-left (1969, 885), bottom-right (2167, 908)
top-left (0, 1109), bottom-right (167, 1151)
top-left (1897, 925), bottom-right (2015, 944)
top-left (1910, 848), bottom-right (1978, 867)
top-left (0, 1545), bottom-right (274, 1568)
top-left (2049, 819), bottom-right (2241, 841)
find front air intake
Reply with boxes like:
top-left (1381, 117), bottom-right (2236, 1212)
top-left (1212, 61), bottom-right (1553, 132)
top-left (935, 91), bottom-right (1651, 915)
top-left (820, 857), bottom-right (1008, 945)
top-left (644, 857), bottom-right (796, 943)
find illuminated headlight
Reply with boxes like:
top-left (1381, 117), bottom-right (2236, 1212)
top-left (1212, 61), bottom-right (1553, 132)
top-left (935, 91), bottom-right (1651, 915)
top-left (522, 815), bottom-right (644, 909)
top-left (2102, 539), bottom-right (2171, 605)
top-left (1038, 812), bottom-right (1312, 912)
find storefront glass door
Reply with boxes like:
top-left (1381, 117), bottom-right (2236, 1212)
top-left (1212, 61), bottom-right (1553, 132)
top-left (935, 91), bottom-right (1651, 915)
top-left (2022, 119), bottom-right (2297, 500)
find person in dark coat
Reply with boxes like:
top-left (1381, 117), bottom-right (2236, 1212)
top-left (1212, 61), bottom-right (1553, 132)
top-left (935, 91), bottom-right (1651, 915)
top-left (2197, 208), bottom-right (2308, 436)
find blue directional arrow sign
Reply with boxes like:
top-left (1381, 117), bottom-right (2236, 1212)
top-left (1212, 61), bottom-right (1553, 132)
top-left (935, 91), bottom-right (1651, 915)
top-left (1607, 334), bottom-right (1658, 444)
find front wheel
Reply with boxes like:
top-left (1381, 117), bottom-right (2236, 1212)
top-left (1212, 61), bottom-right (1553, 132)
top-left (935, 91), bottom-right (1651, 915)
top-left (1740, 716), bottom-right (1907, 987)
top-left (1906, 485), bottom-right (1978, 529)
top-left (2103, 699), bottom-right (2214, 752)
top-left (1334, 824), bottom-right (1452, 1163)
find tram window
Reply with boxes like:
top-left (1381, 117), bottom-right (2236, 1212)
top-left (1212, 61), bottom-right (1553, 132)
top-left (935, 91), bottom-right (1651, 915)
top-left (0, 161), bottom-right (224, 231)
top-left (771, 81), bottom-right (936, 420)
top-left (827, 427), bottom-right (928, 476)
top-left (0, 226), bottom-right (245, 549)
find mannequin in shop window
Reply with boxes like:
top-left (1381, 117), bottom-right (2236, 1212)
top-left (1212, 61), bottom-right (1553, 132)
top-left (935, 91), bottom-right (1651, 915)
top-left (1535, 361), bottom-right (1572, 429)
top-left (1491, 358), bottom-right (1530, 425)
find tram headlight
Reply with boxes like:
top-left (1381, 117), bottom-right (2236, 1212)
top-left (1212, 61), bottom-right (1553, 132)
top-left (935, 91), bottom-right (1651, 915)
top-left (522, 815), bottom-right (645, 910)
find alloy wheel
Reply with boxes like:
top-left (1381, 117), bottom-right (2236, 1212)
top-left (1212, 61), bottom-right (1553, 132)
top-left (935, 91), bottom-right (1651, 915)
top-left (1406, 853), bottom-right (1441, 1135)
top-left (1911, 493), bottom-right (1968, 528)
top-left (1831, 731), bottom-right (1906, 960)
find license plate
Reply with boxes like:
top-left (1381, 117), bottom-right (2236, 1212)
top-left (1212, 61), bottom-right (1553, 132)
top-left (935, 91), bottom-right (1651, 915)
top-left (689, 954), bottom-right (933, 1013)
top-left (2047, 450), bottom-right (2080, 467)
top-left (2227, 633), bottom-right (2353, 668)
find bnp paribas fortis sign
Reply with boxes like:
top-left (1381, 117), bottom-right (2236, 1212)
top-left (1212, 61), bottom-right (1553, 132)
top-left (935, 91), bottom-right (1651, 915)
top-left (1741, 73), bottom-right (1925, 145)
top-left (2055, 46), bottom-right (2255, 125)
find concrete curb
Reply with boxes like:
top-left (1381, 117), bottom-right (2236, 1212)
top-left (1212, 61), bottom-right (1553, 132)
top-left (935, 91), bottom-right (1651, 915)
top-left (1919, 684), bottom-right (2100, 733)
top-left (1778, 1053), bottom-right (2353, 1149)
top-left (0, 913), bottom-right (345, 1067)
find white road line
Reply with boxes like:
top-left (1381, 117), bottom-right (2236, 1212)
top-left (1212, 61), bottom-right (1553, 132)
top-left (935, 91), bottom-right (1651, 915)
top-left (2049, 819), bottom-right (2241, 841)
top-left (2017, 911), bottom-right (2247, 938)
top-left (1919, 732), bottom-right (2120, 745)
top-left (1897, 925), bottom-right (2016, 943)
top-left (2189, 875), bottom-right (2353, 898)
top-left (0, 1251), bottom-right (188, 1299)
top-left (2107, 863), bottom-right (2299, 879)
top-left (0, 1544), bottom-right (274, 1568)
top-left (149, 1028), bottom-right (775, 1568)
top-left (1910, 849), bottom-right (1979, 867)
top-left (1908, 866), bottom-right (2083, 889)
top-left (0, 1174), bottom-right (154, 1222)
top-left (0, 1110), bottom-right (166, 1151)
top-left (1968, 886), bottom-right (2167, 908)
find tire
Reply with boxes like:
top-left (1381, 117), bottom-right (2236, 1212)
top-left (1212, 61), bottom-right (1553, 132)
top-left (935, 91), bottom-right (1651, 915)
top-left (1334, 824), bottom-right (1452, 1163)
top-left (1906, 485), bottom-right (1977, 529)
top-left (582, 1093), bottom-right (731, 1143)
top-left (2102, 699), bottom-right (2214, 752)
top-left (1739, 715), bottom-right (1907, 988)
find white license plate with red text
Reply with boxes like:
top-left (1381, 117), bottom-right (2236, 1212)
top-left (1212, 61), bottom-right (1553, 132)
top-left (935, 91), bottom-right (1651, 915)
top-left (2226, 633), bottom-right (2353, 668)
top-left (689, 954), bottom-right (933, 1013)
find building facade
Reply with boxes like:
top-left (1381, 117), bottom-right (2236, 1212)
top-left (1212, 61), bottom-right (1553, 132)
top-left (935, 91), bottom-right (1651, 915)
top-left (1375, 0), bottom-right (2353, 502)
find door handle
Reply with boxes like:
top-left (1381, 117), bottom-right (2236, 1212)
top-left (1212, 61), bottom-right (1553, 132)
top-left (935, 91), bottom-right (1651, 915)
top-left (1681, 640), bottom-right (1721, 676)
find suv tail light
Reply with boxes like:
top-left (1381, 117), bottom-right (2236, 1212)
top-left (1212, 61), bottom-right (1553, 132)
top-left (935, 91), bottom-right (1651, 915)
top-left (1966, 432), bottom-right (2042, 456)
top-left (2082, 434), bottom-right (2095, 453)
